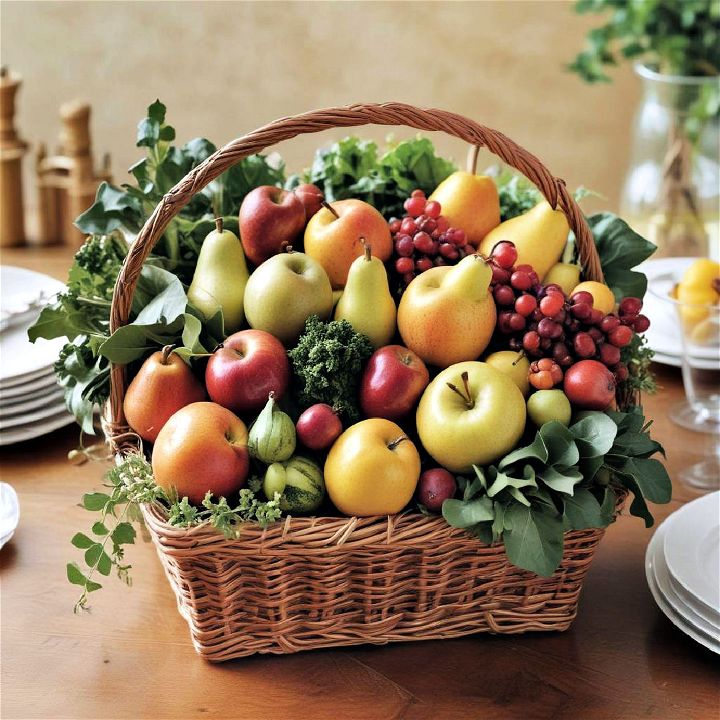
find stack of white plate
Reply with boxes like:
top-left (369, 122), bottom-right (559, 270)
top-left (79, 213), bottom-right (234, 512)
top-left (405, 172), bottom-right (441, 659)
top-left (646, 492), bottom-right (720, 654)
top-left (0, 266), bottom-right (74, 446)
top-left (641, 257), bottom-right (720, 370)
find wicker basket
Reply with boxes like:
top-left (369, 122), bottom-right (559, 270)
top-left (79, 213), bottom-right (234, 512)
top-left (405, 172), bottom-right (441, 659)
top-left (107, 103), bottom-right (621, 662)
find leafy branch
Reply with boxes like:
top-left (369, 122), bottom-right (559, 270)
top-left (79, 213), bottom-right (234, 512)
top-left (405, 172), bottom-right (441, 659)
top-left (442, 407), bottom-right (670, 576)
top-left (68, 454), bottom-right (282, 611)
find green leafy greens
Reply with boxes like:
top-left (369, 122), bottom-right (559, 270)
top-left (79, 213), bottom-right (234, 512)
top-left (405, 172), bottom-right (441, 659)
top-left (297, 135), bottom-right (456, 218)
top-left (29, 100), bottom-right (284, 431)
top-left (442, 408), bottom-right (670, 577)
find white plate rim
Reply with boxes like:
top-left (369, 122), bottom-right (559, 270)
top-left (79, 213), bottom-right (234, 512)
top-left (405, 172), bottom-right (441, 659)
top-left (0, 401), bottom-right (70, 430)
top-left (0, 365), bottom-right (58, 389)
top-left (0, 409), bottom-right (75, 446)
top-left (0, 372), bottom-right (60, 399)
top-left (663, 492), bottom-right (720, 612)
top-left (0, 482), bottom-right (19, 547)
top-left (646, 530), bottom-right (720, 655)
top-left (649, 522), bottom-right (720, 637)
top-left (1, 387), bottom-right (64, 416)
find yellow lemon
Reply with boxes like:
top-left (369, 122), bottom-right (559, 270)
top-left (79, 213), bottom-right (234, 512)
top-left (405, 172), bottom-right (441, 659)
top-left (676, 287), bottom-right (717, 326)
top-left (679, 259), bottom-right (720, 294)
top-left (571, 281), bottom-right (616, 314)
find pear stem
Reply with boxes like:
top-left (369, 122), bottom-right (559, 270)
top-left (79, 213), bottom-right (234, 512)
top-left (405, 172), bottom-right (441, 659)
top-left (160, 345), bottom-right (174, 365)
top-left (360, 236), bottom-right (372, 261)
top-left (466, 144), bottom-right (480, 174)
top-left (215, 217), bottom-right (223, 234)
top-left (387, 435), bottom-right (409, 451)
top-left (321, 200), bottom-right (340, 219)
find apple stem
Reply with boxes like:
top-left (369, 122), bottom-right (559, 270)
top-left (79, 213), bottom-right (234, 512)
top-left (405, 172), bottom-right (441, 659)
top-left (215, 217), bottom-right (223, 234)
top-left (160, 345), bottom-right (174, 365)
top-left (282, 242), bottom-right (295, 254)
top-left (213, 343), bottom-right (224, 352)
top-left (321, 200), bottom-right (340, 219)
top-left (360, 237), bottom-right (372, 261)
top-left (446, 371), bottom-right (475, 409)
top-left (512, 350), bottom-right (526, 366)
top-left (387, 435), bottom-right (409, 451)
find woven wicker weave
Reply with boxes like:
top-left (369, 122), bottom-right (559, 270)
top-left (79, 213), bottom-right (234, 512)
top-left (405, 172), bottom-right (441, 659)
top-left (107, 103), bottom-right (622, 661)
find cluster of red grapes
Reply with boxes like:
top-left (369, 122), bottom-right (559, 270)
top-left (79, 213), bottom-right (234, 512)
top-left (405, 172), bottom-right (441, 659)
top-left (488, 241), bottom-right (650, 385)
top-left (389, 190), bottom-right (476, 287)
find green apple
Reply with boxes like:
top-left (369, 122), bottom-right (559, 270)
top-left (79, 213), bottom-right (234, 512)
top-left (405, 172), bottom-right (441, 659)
top-left (244, 251), bottom-right (333, 346)
top-left (485, 350), bottom-right (530, 396)
top-left (527, 389), bottom-right (572, 427)
top-left (416, 361), bottom-right (526, 473)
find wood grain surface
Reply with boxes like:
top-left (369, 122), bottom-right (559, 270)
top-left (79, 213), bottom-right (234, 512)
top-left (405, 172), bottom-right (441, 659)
top-left (1, 246), bottom-right (718, 720)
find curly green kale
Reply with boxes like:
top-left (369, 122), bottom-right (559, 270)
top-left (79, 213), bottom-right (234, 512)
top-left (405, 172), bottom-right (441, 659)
top-left (288, 315), bottom-right (373, 422)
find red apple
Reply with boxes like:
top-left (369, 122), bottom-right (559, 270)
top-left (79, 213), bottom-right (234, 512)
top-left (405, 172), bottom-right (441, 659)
top-left (296, 403), bottom-right (342, 450)
top-left (563, 359), bottom-right (616, 410)
top-left (294, 183), bottom-right (324, 223)
top-left (239, 185), bottom-right (306, 266)
top-left (206, 329), bottom-right (289, 414)
top-left (360, 345), bottom-right (430, 420)
top-left (418, 468), bottom-right (457, 512)
top-left (152, 402), bottom-right (249, 504)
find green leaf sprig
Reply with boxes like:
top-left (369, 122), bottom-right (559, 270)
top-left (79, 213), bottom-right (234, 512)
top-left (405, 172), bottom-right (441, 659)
top-left (69, 454), bottom-right (282, 611)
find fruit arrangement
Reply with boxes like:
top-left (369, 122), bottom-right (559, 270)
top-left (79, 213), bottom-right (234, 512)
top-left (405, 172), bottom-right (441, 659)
top-left (31, 102), bottom-right (671, 609)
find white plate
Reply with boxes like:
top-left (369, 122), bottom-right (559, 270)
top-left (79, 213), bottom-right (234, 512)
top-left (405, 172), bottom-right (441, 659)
top-left (0, 364), bottom-right (58, 390)
top-left (0, 387), bottom-right (64, 416)
top-left (0, 408), bottom-right (75, 446)
top-left (663, 492), bottom-right (720, 613)
top-left (0, 266), bottom-right (66, 383)
top-left (0, 399), bottom-right (69, 430)
top-left (0, 483), bottom-right (19, 550)
top-left (0, 372), bottom-right (60, 400)
top-left (640, 257), bottom-right (719, 368)
top-left (646, 545), bottom-right (720, 655)
top-left (648, 521), bottom-right (720, 638)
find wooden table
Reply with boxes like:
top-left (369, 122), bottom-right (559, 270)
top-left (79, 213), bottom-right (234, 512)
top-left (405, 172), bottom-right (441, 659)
top-left (1, 245), bottom-right (718, 720)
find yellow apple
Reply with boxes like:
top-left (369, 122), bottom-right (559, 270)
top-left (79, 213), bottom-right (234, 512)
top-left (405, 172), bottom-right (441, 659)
top-left (324, 419), bottom-right (421, 516)
top-left (416, 361), bottom-right (526, 472)
top-left (397, 254), bottom-right (496, 368)
top-left (429, 171), bottom-right (500, 246)
top-left (304, 199), bottom-right (392, 289)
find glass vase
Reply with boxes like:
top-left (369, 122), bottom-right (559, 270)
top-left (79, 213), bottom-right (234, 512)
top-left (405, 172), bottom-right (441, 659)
top-left (620, 64), bottom-right (720, 260)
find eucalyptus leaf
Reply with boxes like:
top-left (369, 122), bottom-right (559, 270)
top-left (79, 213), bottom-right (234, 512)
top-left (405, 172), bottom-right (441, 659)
top-left (498, 432), bottom-right (548, 470)
top-left (442, 496), bottom-right (495, 529)
top-left (539, 466), bottom-right (583, 495)
top-left (539, 422), bottom-right (580, 467)
top-left (502, 503), bottom-right (564, 577)
top-left (570, 412), bottom-right (618, 457)
top-left (563, 489), bottom-right (607, 529)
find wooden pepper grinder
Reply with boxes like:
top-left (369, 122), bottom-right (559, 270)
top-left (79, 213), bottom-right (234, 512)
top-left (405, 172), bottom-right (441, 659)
top-left (0, 67), bottom-right (29, 247)
top-left (36, 100), bottom-right (111, 246)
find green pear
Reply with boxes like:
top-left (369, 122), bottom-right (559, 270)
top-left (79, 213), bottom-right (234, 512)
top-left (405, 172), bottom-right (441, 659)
top-left (334, 241), bottom-right (396, 348)
top-left (187, 219), bottom-right (249, 333)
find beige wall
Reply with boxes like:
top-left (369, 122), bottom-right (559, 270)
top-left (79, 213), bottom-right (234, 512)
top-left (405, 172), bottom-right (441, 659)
top-left (2, 0), bottom-right (639, 222)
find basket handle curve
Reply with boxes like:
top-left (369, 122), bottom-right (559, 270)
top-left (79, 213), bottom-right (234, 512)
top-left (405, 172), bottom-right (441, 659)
top-left (107, 102), bottom-right (602, 432)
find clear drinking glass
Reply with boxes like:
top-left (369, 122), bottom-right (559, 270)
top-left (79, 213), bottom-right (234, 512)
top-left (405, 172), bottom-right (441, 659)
top-left (652, 274), bottom-right (720, 489)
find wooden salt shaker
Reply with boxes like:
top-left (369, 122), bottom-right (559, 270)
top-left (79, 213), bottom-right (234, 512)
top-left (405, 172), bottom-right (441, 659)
top-left (0, 67), bottom-right (29, 247)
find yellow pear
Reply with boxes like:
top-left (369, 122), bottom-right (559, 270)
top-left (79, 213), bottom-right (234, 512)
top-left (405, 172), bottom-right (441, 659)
top-left (188, 219), bottom-right (249, 333)
top-left (429, 171), bottom-right (500, 246)
top-left (479, 201), bottom-right (569, 280)
top-left (334, 241), bottom-right (396, 348)
top-left (397, 254), bottom-right (496, 368)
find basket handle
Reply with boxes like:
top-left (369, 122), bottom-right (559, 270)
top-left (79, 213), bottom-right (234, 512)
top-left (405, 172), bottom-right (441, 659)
top-left (108, 102), bottom-right (602, 431)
